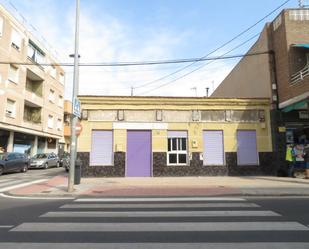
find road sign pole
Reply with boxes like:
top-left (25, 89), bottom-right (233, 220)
top-left (68, 0), bottom-right (80, 193)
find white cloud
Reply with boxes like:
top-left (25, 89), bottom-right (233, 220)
top-left (3, 0), bottom-right (236, 98)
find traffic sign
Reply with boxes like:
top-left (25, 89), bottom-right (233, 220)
top-left (73, 98), bottom-right (81, 118)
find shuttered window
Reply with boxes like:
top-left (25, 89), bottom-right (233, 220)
top-left (203, 130), bottom-right (224, 165)
top-left (11, 29), bottom-right (22, 50)
top-left (237, 130), bottom-right (259, 165)
top-left (0, 16), bottom-right (3, 37)
top-left (90, 130), bottom-right (113, 166)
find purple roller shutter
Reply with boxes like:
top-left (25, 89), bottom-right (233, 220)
top-left (203, 130), bottom-right (224, 165)
top-left (127, 130), bottom-right (151, 177)
top-left (90, 130), bottom-right (113, 166)
top-left (237, 130), bottom-right (258, 165)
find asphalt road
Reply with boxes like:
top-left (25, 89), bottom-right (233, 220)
top-left (0, 196), bottom-right (308, 248)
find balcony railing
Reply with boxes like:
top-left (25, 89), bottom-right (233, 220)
top-left (291, 64), bottom-right (309, 85)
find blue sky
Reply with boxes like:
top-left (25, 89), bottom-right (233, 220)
top-left (0, 0), bottom-right (299, 98)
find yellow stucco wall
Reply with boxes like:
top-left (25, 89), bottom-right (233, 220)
top-left (77, 96), bottom-right (272, 154)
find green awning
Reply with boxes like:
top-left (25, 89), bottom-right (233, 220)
top-left (292, 44), bottom-right (309, 49)
top-left (282, 99), bottom-right (308, 112)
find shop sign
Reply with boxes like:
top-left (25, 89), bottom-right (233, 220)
top-left (299, 111), bottom-right (309, 119)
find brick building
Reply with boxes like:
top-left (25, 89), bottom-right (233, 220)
top-left (212, 8), bottom-right (309, 173)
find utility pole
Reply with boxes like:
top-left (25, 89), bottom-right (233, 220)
top-left (68, 0), bottom-right (80, 193)
top-left (131, 86), bottom-right (134, 96)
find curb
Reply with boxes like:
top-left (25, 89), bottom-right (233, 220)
top-left (3, 191), bottom-right (309, 199)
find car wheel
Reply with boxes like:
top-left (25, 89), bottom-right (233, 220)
top-left (0, 166), bottom-right (3, 176)
top-left (21, 165), bottom-right (28, 173)
top-left (44, 163), bottom-right (48, 169)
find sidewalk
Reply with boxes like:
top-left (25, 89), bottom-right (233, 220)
top-left (5, 175), bottom-right (309, 198)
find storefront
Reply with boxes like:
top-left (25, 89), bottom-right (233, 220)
top-left (77, 96), bottom-right (274, 177)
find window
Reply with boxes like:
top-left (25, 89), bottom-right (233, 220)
top-left (27, 40), bottom-right (45, 64)
top-left (59, 73), bottom-right (64, 84)
top-left (49, 89), bottom-right (55, 103)
top-left (6, 99), bottom-right (15, 117)
top-left (58, 95), bottom-right (63, 107)
top-left (8, 64), bottom-right (19, 83)
top-left (11, 29), bottom-right (22, 50)
top-left (48, 115), bottom-right (54, 128)
top-left (167, 131), bottom-right (188, 165)
top-left (57, 119), bottom-right (62, 130)
top-left (0, 16), bottom-right (3, 37)
top-left (90, 130), bottom-right (113, 166)
top-left (50, 65), bottom-right (56, 78)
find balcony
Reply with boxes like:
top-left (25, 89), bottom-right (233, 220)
top-left (64, 124), bottom-right (71, 137)
top-left (291, 65), bottom-right (309, 85)
top-left (23, 103), bottom-right (42, 127)
top-left (290, 44), bottom-right (309, 85)
top-left (25, 69), bottom-right (44, 106)
top-left (64, 100), bottom-right (72, 114)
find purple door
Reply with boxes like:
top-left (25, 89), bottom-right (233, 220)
top-left (237, 130), bottom-right (259, 165)
top-left (127, 130), bottom-right (152, 177)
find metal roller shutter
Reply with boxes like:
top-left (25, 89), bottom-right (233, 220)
top-left (237, 130), bottom-right (258, 165)
top-left (90, 130), bottom-right (113, 166)
top-left (203, 130), bottom-right (224, 165)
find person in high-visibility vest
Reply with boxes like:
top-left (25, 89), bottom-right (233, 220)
top-left (286, 144), bottom-right (295, 177)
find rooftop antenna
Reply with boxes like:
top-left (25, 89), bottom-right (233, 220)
top-left (191, 87), bottom-right (197, 97)
top-left (299, 0), bottom-right (309, 8)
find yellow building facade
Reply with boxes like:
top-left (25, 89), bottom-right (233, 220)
top-left (78, 96), bottom-right (274, 177)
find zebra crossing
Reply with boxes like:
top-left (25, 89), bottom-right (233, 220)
top-left (2, 197), bottom-right (309, 248)
top-left (0, 178), bottom-right (47, 192)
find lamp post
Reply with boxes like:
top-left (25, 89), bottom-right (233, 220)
top-left (68, 0), bottom-right (80, 193)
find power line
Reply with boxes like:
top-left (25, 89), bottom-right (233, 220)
top-left (0, 51), bottom-right (269, 67)
top-left (136, 32), bottom-right (262, 96)
top-left (133, 0), bottom-right (290, 90)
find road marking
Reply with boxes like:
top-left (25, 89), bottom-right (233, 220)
top-left (0, 179), bottom-right (48, 192)
top-left (41, 210), bottom-right (280, 218)
top-left (11, 222), bottom-right (308, 232)
top-left (0, 193), bottom-right (74, 200)
top-left (0, 179), bottom-right (27, 188)
top-left (0, 225), bottom-right (13, 228)
top-left (75, 197), bottom-right (246, 202)
top-left (61, 203), bottom-right (260, 209)
top-left (0, 243), bottom-right (309, 249)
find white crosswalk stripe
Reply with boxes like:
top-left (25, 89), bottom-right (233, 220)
top-left (60, 203), bottom-right (260, 209)
top-left (6, 197), bottom-right (309, 248)
top-left (0, 179), bottom-right (47, 192)
top-left (41, 210), bottom-right (280, 218)
top-left (74, 197), bottom-right (246, 202)
top-left (11, 221), bottom-right (308, 232)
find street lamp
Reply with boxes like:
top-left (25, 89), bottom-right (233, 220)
top-left (68, 0), bottom-right (80, 193)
